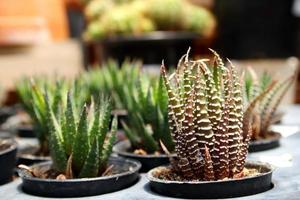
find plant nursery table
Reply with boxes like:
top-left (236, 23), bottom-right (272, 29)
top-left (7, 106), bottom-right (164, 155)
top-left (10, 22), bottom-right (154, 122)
top-left (1, 105), bottom-right (300, 200)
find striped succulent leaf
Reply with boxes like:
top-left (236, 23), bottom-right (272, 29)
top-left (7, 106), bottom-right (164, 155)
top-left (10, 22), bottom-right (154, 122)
top-left (244, 68), bottom-right (296, 139)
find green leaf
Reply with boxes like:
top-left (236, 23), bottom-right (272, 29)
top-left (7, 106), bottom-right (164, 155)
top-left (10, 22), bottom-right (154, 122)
top-left (63, 92), bottom-right (77, 154)
top-left (79, 135), bottom-right (100, 178)
top-left (99, 116), bottom-right (117, 169)
top-left (72, 104), bottom-right (90, 172)
top-left (45, 93), bottom-right (67, 172)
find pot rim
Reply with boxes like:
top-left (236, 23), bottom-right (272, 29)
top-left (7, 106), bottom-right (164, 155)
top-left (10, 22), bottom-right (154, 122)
top-left (0, 139), bottom-right (17, 156)
top-left (250, 131), bottom-right (281, 145)
top-left (17, 154), bottom-right (51, 161)
top-left (113, 140), bottom-right (175, 158)
top-left (18, 156), bottom-right (141, 183)
top-left (147, 161), bottom-right (274, 185)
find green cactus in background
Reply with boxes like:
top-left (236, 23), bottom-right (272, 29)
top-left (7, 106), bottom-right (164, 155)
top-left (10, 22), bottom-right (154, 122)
top-left (244, 68), bottom-right (296, 140)
top-left (46, 93), bottom-right (117, 178)
top-left (145, 0), bottom-right (185, 30)
top-left (161, 50), bottom-right (251, 180)
top-left (16, 78), bottom-right (88, 155)
top-left (83, 0), bottom-right (215, 40)
top-left (182, 4), bottom-right (216, 37)
top-left (85, 0), bottom-right (115, 20)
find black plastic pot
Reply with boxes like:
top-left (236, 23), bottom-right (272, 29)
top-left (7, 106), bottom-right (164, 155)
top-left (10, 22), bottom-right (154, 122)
top-left (0, 139), bottom-right (17, 185)
top-left (17, 139), bottom-right (50, 165)
top-left (17, 154), bottom-right (50, 166)
top-left (0, 106), bottom-right (17, 124)
top-left (16, 125), bottom-right (35, 138)
top-left (249, 132), bottom-right (281, 152)
top-left (18, 157), bottom-right (141, 197)
top-left (113, 140), bottom-right (172, 172)
top-left (147, 161), bottom-right (273, 199)
top-left (91, 31), bottom-right (199, 66)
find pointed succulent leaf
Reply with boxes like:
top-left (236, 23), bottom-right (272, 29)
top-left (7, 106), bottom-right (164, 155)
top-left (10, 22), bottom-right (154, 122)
top-left (72, 104), bottom-right (90, 172)
top-left (79, 135), bottom-right (100, 178)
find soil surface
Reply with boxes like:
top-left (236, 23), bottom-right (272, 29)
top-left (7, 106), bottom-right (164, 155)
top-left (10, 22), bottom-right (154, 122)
top-left (152, 166), bottom-right (260, 182)
top-left (132, 148), bottom-right (161, 156)
top-left (22, 160), bottom-right (135, 180)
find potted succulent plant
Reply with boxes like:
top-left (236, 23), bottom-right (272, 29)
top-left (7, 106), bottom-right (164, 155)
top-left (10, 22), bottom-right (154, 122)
top-left (113, 75), bottom-right (174, 172)
top-left (16, 78), bottom-right (87, 164)
top-left (147, 50), bottom-right (274, 198)
top-left (18, 93), bottom-right (141, 197)
top-left (244, 69), bottom-right (296, 152)
top-left (0, 138), bottom-right (17, 185)
top-left (82, 60), bottom-right (174, 171)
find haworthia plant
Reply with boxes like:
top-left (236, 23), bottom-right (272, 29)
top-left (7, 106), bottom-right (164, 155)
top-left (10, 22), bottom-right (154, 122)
top-left (16, 78), bottom-right (88, 155)
top-left (161, 49), bottom-right (252, 181)
top-left (82, 60), bottom-right (141, 109)
top-left (47, 93), bottom-right (117, 178)
top-left (82, 60), bottom-right (173, 153)
top-left (244, 68), bottom-right (296, 140)
top-left (121, 75), bottom-right (174, 153)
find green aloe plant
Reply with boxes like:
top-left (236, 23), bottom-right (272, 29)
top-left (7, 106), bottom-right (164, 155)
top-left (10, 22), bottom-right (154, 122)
top-left (161, 49), bottom-right (253, 180)
top-left (46, 93), bottom-right (117, 178)
top-left (16, 78), bottom-right (88, 155)
top-left (82, 60), bottom-right (173, 154)
top-left (121, 75), bottom-right (174, 153)
top-left (82, 60), bottom-right (141, 109)
top-left (244, 68), bottom-right (296, 140)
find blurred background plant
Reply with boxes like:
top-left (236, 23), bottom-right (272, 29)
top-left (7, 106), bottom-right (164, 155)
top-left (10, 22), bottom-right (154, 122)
top-left (244, 69), bottom-right (296, 140)
top-left (84, 0), bottom-right (216, 40)
top-left (121, 75), bottom-right (173, 154)
top-left (81, 60), bottom-right (141, 109)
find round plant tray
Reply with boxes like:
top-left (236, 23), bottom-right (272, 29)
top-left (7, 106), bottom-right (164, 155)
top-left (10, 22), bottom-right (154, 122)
top-left (18, 156), bottom-right (141, 197)
top-left (147, 161), bottom-right (274, 199)
top-left (113, 140), bottom-right (173, 172)
top-left (0, 139), bottom-right (17, 185)
top-left (249, 132), bottom-right (281, 152)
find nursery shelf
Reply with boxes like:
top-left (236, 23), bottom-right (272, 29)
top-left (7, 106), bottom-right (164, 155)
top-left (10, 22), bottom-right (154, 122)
top-left (1, 105), bottom-right (300, 199)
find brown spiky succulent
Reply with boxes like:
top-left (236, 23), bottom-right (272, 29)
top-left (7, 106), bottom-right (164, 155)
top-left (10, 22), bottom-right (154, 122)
top-left (244, 68), bottom-right (296, 140)
top-left (161, 49), bottom-right (252, 181)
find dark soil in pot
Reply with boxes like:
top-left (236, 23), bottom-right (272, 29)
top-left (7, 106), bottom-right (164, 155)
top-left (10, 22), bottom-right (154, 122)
top-left (0, 139), bottom-right (17, 185)
top-left (113, 140), bottom-right (173, 172)
top-left (18, 156), bottom-right (141, 197)
top-left (147, 161), bottom-right (274, 199)
top-left (249, 131), bottom-right (281, 152)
